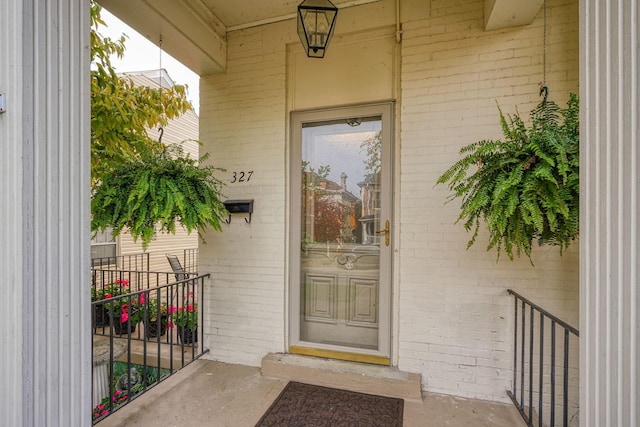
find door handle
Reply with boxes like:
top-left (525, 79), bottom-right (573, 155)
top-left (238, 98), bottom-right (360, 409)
top-left (375, 220), bottom-right (390, 247)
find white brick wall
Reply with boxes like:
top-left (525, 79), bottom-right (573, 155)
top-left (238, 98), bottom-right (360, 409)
top-left (197, 0), bottom-right (579, 402)
top-left (399, 0), bottom-right (579, 401)
top-left (199, 22), bottom-right (290, 367)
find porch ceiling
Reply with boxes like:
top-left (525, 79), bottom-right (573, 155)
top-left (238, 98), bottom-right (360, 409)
top-left (484, 0), bottom-right (544, 31)
top-left (98, 0), bottom-right (542, 76)
top-left (97, 0), bottom-right (366, 76)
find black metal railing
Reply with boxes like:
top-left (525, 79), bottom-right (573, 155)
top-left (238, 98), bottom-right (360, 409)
top-left (183, 248), bottom-right (199, 274)
top-left (91, 269), bottom-right (185, 299)
top-left (507, 289), bottom-right (579, 427)
top-left (91, 274), bottom-right (208, 424)
top-left (91, 252), bottom-right (150, 271)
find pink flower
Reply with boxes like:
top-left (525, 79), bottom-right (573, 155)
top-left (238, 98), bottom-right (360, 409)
top-left (186, 305), bottom-right (194, 311)
top-left (104, 293), bottom-right (112, 299)
top-left (101, 410), bottom-right (109, 416)
top-left (139, 294), bottom-right (145, 304)
top-left (167, 321), bottom-right (174, 328)
top-left (121, 312), bottom-right (129, 323)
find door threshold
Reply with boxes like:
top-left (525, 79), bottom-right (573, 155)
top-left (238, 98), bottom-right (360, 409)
top-left (290, 345), bottom-right (390, 365)
top-left (260, 352), bottom-right (422, 401)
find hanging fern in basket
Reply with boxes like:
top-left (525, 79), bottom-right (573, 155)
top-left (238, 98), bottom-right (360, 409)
top-left (437, 94), bottom-right (579, 261)
top-left (91, 145), bottom-right (226, 249)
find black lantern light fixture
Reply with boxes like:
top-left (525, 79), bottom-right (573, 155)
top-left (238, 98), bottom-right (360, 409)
top-left (297, 0), bottom-right (338, 58)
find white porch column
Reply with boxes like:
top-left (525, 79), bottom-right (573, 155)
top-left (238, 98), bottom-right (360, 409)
top-left (0, 1), bottom-right (91, 426)
top-left (580, 0), bottom-right (639, 425)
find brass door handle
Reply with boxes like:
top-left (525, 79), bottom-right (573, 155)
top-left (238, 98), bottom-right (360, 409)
top-left (375, 220), bottom-right (390, 247)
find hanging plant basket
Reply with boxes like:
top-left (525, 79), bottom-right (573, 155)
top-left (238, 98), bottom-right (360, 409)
top-left (91, 146), bottom-right (226, 249)
top-left (437, 94), bottom-right (579, 262)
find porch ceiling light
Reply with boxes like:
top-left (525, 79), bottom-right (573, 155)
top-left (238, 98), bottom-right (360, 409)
top-left (297, 0), bottom-right (338, 58)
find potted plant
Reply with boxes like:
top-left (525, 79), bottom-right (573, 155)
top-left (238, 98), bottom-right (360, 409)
top-left (91, 286), bottom-right (111, 328)
top-left (170, 303), bottom-right (198, 344)
top-left (92, 279), bottom-right (131, 329)
top-left (143, 298), bottom-right (169, 339)
top-left (101, 279), bottom-right (139, 335)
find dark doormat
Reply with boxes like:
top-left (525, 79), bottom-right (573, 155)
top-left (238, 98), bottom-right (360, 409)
top-left (255, 381), bottom-right (404, 427)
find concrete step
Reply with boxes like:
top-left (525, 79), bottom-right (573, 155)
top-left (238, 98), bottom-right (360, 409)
top-left (260, 352), bottom-right (422, 401)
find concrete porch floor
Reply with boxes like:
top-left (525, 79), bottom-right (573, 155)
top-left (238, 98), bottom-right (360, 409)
top-left (97, 358), bottom-right (525, 427)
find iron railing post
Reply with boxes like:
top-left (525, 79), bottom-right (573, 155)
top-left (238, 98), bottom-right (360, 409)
top-left (506, 289), bottom-right (578, 427)
top-left (550, 320), bottom-right (556, 426)
top-left (563, 329), bottom-right (569, 427)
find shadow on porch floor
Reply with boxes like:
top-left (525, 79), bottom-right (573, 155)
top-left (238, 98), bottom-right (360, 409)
top-left (96, 359), bottom-right (525, 427)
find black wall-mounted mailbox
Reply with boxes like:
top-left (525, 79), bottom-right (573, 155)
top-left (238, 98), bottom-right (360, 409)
top-left (223, 199), bottom-right (253, 223)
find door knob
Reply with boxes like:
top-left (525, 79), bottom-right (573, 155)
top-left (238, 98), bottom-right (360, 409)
top-left (375, 220), bottom-right (390, 247)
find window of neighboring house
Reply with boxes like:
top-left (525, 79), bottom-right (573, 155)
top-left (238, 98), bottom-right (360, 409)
top-left (91, 228), bottom-right (117, 265)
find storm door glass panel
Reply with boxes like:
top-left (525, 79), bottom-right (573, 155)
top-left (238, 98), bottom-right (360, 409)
top-left (300, 117), bottom-right (382, 350)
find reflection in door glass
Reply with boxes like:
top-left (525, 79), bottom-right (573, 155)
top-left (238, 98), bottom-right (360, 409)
top-left (299, 116), bottom-right (382, 350)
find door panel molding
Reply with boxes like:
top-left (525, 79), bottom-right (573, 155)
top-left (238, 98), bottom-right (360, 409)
top-left (304, 274), bottom-right (338, 324)
top-left (347, 278), bottom-right (378, 327)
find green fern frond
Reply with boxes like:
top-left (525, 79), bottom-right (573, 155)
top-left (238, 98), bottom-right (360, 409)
top-left (437, 94), bottom-right (580, 262)
top-left (91, 143), bottom-right (226, 249)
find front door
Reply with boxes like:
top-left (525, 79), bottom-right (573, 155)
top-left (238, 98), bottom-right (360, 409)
top-left (290, 103), bottom-right (393, 365)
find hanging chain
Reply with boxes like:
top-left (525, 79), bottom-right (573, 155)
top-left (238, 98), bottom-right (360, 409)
top-left (540, 0), bottom-right (549, 101)
top-left (158, 35), bottom-right (164, 143)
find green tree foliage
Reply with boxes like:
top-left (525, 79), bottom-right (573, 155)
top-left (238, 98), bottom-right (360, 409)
top-left (90, 2), bottom-right (225, 247)
top-left (437, 94), bottom-right (579, 261)
top-left (90, 2), bottom-right (192, 181)
top-left (301, 163), bottom-right (356, 244)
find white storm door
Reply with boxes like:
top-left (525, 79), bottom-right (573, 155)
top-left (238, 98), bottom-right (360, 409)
top-left (290, 102), bottom-right (393, 364)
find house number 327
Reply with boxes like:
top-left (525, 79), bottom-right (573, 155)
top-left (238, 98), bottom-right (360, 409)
top-left (230, 171), bottom-right (253, 183)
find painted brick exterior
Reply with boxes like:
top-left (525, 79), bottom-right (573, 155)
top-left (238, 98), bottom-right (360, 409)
top-left (199, 22), bottom-right (290, 366)
top-left (198, 0), bottom-right (579, 401)
top-left (399, 0), bottom-right (578, 401)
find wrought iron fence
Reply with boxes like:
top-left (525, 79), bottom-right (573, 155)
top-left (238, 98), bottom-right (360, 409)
top-left (91, 274), bottom-right (208, 424)
top-left (183, 248), bottom-right (199, 274)
top-left (507, 289), bottom-right (579, 427)
top-left (91, 268), bottom-right (179, 297)
top-left (91, 252), bottom-right (150, 271)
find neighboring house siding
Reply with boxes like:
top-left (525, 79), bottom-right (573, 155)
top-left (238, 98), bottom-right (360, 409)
top-left (114, 71), bottom-right (200, 273)
top-left (199, 0), bottom-right (579, 401)
top-left (118, 229), bottom-right (198, 274)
